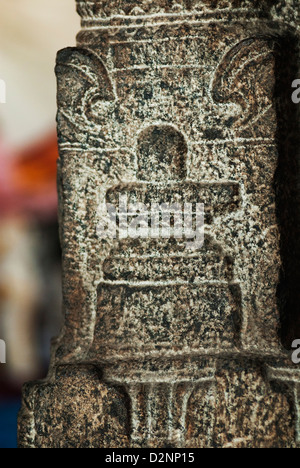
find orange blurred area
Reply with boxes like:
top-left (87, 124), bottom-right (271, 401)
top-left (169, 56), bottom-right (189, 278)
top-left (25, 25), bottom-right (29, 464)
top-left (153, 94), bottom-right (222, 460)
top-left (0, 2), bottom-right (79, 447)
top-left (0, 133), bottom-right (59, 219)
top-left (0, 133), bottom-right (62, 391)
top-left (14, 135), bottom-right (58, 196)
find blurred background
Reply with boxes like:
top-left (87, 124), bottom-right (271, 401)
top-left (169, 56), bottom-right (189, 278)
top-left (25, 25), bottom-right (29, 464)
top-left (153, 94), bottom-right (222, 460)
top-left (0, 0), bottom-right (79, 448)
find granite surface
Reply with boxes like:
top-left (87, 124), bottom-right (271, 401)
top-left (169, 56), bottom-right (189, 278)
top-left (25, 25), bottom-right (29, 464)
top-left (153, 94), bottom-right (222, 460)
top-left (18, 0), bottom-right (300, 448)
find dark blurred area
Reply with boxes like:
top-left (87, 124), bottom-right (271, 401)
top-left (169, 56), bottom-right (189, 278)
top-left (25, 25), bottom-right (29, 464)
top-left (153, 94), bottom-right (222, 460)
top-left (0, 0), bottom-right (79, 448)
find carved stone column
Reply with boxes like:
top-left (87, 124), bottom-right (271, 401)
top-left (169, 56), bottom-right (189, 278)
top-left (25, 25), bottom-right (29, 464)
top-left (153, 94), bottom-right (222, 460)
top-left (19, 1), bottom-right (300, 448)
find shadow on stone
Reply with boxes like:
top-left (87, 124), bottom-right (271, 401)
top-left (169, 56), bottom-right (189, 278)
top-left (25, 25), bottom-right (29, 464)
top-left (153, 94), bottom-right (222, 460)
top-left (274, 32), bottom-right (300, 348)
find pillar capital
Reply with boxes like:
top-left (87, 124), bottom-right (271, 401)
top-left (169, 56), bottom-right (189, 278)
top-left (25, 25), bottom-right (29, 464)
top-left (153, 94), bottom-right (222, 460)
top-left (75, 1), bottom-right (269, 19)
top-left (76, 0), bottom-right (299, 30)
top-left (19, 0), bottom-right (300, 449)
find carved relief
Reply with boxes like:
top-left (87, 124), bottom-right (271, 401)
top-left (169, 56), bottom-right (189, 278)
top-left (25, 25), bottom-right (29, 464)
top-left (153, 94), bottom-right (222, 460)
top-left (211, 37), bottom-right (277, 137)
top-left (76, 0), bottom-right (279, 20)
top-left (56, 47), bottom-right (116, 145)
top-left (19, 0), bottom-right (300, 449)
top-left (137, 125), bottom-right (187, 181)
top-left (106, 364), bottom-right (216, 447)
top-left (90, 125), bottom-right (242, 446)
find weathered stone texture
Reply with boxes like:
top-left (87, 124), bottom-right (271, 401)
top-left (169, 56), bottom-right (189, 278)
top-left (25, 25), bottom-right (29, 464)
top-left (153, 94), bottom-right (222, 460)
top-left (19, 0), bottom-right (300, 448)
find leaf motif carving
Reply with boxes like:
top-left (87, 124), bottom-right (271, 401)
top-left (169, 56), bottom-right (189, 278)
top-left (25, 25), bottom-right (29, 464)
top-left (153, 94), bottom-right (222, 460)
top-left (56, 47), bottom-right (116, 143)
top-left (211, 37), bottom-right (278, 134)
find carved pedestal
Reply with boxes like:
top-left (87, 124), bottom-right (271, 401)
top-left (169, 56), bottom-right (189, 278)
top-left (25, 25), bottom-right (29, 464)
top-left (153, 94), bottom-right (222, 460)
top-left (19, 0), bottom-right (300, 448)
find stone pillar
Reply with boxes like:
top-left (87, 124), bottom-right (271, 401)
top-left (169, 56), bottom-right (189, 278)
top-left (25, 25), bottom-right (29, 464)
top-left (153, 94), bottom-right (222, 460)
top-left (19, 1), bottom-right (300, 448)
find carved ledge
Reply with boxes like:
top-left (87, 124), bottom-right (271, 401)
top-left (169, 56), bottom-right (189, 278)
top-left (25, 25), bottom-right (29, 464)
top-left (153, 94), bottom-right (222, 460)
top-left (76, 1), bottom-right (296, 21)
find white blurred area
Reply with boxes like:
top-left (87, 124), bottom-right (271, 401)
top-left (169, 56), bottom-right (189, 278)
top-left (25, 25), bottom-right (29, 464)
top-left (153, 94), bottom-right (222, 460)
top-left (0, 0), bottom-right (79, 149)
top-left (0, 1), bottom-right (79, 389)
